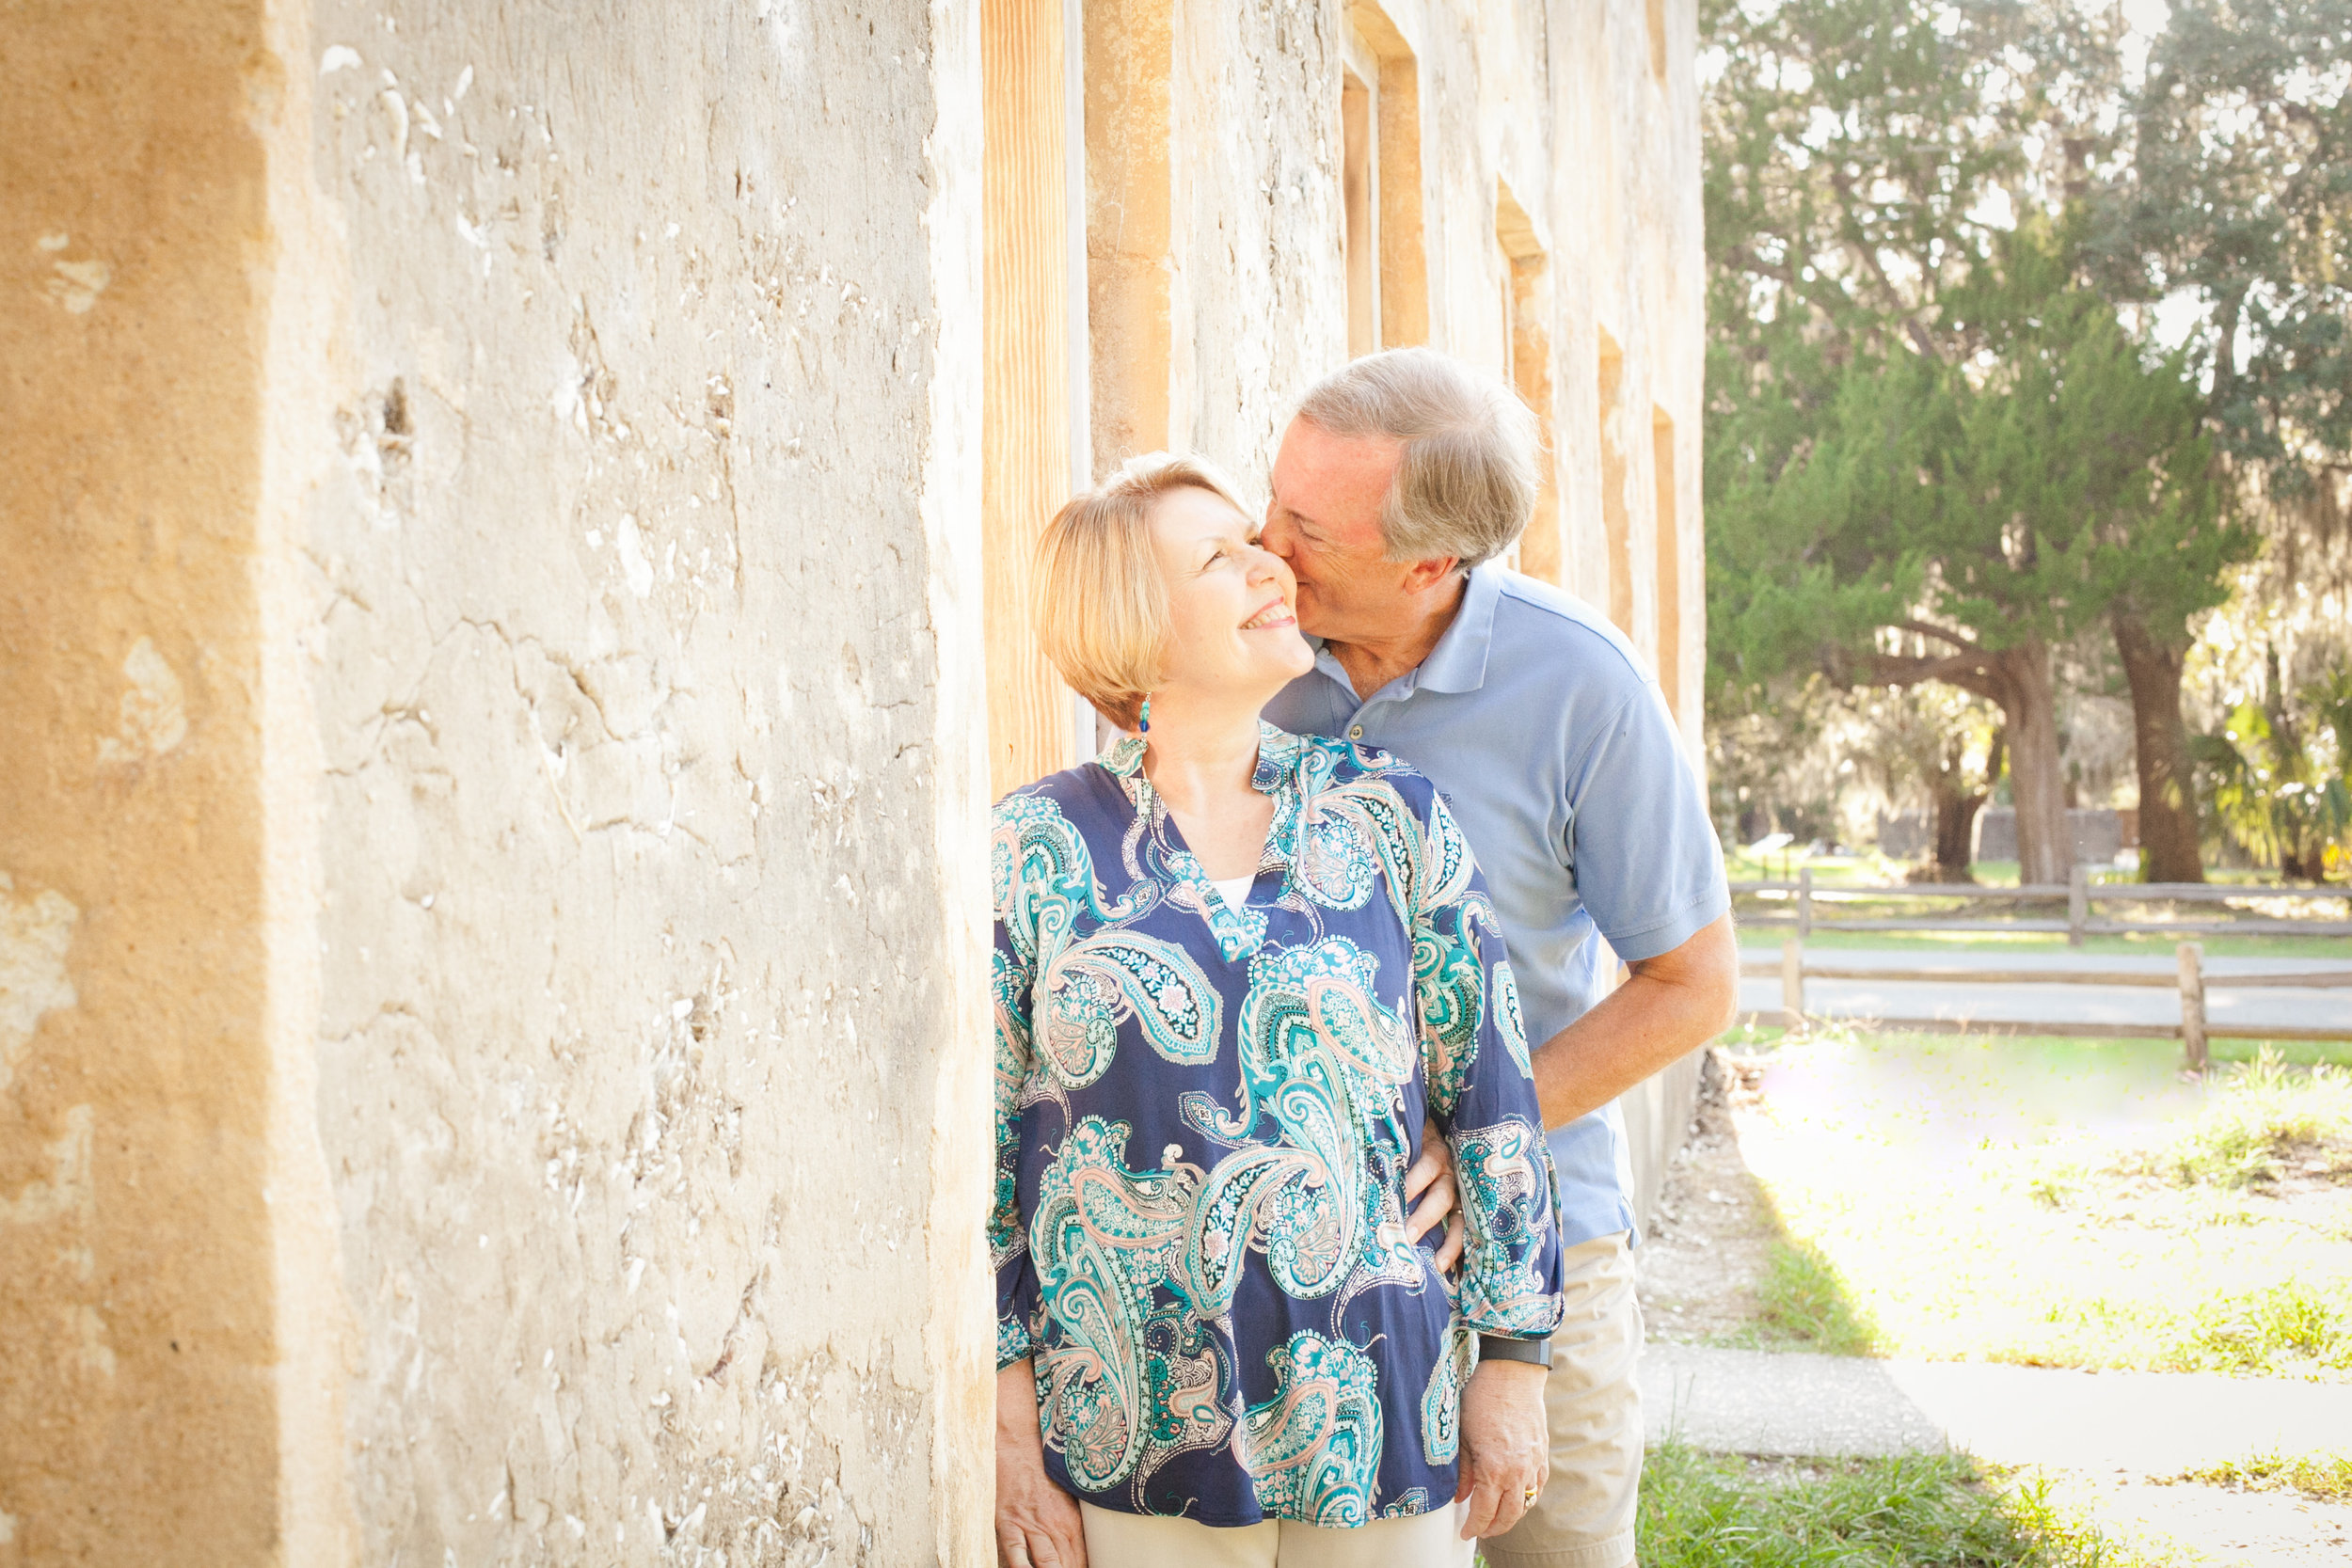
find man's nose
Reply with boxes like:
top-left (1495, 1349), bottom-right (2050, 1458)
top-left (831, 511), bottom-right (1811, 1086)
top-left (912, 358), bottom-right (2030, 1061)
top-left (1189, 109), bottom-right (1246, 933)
top-left (1249, 542), bottom-right (1297, 592)
top-left (1261, 509), bottom-right (1298, 559)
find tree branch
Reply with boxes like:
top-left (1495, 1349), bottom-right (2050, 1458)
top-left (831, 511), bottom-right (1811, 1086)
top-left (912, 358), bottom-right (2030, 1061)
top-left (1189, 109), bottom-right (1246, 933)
top-left (1897, 618), bottom-right (1979, 651)
top-left (1838, 645), bottom-right (2012, 708)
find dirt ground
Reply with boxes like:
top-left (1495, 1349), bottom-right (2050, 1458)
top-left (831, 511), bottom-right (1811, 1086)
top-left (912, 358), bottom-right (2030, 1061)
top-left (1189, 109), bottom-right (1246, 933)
top-left (1634, 1050), bottom-right (1775, 1341)
top-left (1631, 1046), bottom-right (2352, 1567)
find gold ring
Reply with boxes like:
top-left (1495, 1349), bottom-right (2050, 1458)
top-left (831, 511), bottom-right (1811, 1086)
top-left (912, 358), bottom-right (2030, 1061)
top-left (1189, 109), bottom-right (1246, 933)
top-left (1522, 1485), bottom-right (1540, 1503)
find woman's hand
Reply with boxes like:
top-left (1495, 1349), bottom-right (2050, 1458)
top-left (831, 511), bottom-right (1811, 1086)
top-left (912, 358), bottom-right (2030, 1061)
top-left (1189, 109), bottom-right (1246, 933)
top-left (996, 1360), bottom-right (1088, 1568)
top-left (1454, 1358), bottom-right (1550, 1540)
top-left (1404, 1118), bottom-right (1468, 1272)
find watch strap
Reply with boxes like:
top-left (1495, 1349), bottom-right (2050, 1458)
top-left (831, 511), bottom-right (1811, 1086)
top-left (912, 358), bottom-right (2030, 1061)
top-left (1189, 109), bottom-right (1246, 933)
top-left (1476, 1333), bottom-right (1554, 1370)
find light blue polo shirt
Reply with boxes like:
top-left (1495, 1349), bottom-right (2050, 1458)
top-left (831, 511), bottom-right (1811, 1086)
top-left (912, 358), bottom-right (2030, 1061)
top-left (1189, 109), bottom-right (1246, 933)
top-left (1263, 562), bottom-right (1730, 1246)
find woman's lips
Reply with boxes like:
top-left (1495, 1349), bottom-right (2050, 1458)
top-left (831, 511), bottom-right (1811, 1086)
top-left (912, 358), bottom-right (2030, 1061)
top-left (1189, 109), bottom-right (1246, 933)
top-left (1240, 601), bottom-right (1295, 630)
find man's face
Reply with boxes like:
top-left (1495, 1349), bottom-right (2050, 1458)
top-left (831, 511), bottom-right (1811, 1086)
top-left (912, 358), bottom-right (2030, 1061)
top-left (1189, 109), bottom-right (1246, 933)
top-left (1263, 418), bottom-right (1411, 641)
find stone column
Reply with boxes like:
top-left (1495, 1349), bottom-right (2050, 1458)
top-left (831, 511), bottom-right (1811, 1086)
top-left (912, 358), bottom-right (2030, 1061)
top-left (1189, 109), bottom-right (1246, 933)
top-left (2, 1), bottom-right (298, 1559)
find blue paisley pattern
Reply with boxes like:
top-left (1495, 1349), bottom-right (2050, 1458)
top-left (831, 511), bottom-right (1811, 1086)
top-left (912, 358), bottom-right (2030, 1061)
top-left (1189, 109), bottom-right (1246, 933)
top-left (993, 723), bottom-right (1565, 1528)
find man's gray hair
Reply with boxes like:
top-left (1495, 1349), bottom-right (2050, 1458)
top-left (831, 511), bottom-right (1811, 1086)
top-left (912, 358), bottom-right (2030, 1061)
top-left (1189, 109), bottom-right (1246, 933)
top-left (1294, 346), bottom-right (1540, 568)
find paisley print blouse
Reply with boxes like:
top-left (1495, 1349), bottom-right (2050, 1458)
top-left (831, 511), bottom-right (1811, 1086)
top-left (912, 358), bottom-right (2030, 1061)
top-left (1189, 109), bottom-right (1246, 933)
top-left (992, 723), bottom-right (1566, 1528)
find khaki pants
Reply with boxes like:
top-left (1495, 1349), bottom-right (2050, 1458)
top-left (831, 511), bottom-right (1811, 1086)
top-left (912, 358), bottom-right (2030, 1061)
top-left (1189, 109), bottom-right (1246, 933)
top-left (1079, 1501), bottom-right (1475, 1568)
top-left (1480, 1231), bottom-right (1643, 1568)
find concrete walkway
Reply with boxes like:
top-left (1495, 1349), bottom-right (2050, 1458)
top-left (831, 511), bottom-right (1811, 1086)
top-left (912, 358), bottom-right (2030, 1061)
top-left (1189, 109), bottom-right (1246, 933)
top-left (1736, 946), bottom-right (2352, 1035)
top-left (1639, 1343), bottom-right (2352, 1471)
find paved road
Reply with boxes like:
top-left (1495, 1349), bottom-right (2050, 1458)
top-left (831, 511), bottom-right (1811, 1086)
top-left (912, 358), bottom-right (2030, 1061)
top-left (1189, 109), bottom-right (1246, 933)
top-left (1638, 1342), bottom-right (2352, 1469)
top-left (1737, 946), bottom-right (2352, 1034)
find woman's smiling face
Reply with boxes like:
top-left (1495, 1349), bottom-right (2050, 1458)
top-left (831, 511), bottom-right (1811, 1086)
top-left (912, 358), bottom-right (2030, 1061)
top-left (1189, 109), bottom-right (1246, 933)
top-left (1148, 483), bottom-right (1313, 707)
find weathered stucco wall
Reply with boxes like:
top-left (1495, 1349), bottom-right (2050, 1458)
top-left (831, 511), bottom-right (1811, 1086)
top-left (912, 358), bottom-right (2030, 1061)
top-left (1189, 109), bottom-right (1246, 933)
top-left (295, 0), bottom-right (990, 1561)
top-left (1, 2), bottom-right (283, 1559)
top-left (6, 0), bottom-right (991, 1561)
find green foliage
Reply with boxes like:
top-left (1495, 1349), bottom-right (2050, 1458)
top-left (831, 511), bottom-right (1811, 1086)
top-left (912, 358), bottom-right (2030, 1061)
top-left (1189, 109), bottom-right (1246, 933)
top-left (1635, 1446), bottom-right (2126, 1568)
top-left (2149, 1047), bottom-right (2352, 1187)
top-left (1707, 226), bottom-right (2242, 705)
top-left (2088, 0), bottom-right (2352, 515)
top-left (2191, 660), bottom-right (2352, 876)
top-left (1755, 1239), bottom-right (1882, 1354)
top-left (2176, 1277), bottom-right (2352, 1374)
top-left (2168, 1449), bottom-right (2352, 1500)
top-left (1698, 0), bottom-right (2250, 729)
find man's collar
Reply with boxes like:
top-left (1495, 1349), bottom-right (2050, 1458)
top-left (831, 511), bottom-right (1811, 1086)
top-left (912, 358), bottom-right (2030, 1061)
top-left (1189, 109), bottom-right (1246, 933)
top-left (1412, 563), bottom-right (1502, 695)
top-left (1304, 565), bottom-right (1502, 702)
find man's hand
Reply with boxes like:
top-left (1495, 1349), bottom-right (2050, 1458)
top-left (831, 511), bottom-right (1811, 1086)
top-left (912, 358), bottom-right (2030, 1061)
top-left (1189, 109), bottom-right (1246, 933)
top-left (1404, 1118), bottom-right (1467, 1271)
top-left (996, 1361), bottom-right (1087, 1568)
top-left (1454, 1357), bottom-right (1549, 1539)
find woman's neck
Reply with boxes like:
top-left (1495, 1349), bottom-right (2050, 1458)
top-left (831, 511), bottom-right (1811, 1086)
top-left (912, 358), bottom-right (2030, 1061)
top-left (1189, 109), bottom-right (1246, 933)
top-left (1137, 691), bottom-right (1266, 813)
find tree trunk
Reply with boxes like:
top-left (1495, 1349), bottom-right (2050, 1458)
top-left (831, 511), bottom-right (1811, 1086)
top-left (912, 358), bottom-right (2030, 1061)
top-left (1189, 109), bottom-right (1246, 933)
top-left (1929, 775), bottom-right (1983, 879)
top-left (1989, 640), bottom-right (2071, 886)
top-left (2112, 610), bottom-right (2206, 883)
top-left (1927, 729), bottom-right (1999, 879)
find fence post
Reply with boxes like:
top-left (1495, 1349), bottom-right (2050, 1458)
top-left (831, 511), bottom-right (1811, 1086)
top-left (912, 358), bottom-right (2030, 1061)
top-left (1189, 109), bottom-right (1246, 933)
top-left (2068, 863), bottom-right (2088, 948)
top-left (2177, 940), bottom-right (2207, 1075)
top-left (1781, 936), bottom-right (1805, 1030)
top-left (1797, 866), bottom-right (1814, 940)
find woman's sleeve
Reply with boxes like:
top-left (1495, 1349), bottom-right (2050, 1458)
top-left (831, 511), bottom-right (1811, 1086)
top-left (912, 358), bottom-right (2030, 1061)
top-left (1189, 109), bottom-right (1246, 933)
top-left (1409, 786), bottom-right (1567, 1340)
top-left (992, 813), bottom-right (1042, 1370)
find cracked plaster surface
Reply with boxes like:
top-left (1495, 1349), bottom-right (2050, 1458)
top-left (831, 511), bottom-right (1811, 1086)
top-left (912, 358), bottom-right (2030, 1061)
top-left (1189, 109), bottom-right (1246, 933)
top-left (304, 3), bottom-right (968, 1560)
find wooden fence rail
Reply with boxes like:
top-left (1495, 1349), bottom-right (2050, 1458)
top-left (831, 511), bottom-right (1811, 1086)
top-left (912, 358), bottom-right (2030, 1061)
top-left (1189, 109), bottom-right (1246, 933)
top-left (1742, 939), bottom-right (2352, 1070)
top-left (1733, 867), bottom-right (2352, 942)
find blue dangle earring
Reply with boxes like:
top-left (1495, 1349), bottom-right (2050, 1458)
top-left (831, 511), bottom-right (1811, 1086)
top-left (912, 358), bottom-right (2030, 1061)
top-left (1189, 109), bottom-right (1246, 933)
top-left (1137, 693), bottom-right (1152, 734)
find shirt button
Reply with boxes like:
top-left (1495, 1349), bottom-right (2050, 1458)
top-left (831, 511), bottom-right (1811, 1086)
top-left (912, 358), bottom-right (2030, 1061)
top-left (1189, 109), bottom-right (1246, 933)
top-left (1348, 725), bottom-right (1364, 739)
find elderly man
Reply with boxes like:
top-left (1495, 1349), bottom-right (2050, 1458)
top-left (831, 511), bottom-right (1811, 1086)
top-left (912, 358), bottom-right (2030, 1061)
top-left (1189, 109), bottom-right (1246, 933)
top-left (1261, 346), bottom-right (1739, 1568)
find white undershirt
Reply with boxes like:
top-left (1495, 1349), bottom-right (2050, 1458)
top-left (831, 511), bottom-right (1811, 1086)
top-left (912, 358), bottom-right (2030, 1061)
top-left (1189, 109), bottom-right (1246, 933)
top-left (1209, 874), bottom-right (1253, 910)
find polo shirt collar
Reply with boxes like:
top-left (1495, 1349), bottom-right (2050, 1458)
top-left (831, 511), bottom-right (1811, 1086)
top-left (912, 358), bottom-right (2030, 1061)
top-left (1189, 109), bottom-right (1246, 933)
top-left (1418, 564), bottom-right (1502, 693)
top-left (1303, 566), bottom-right (1503, 703)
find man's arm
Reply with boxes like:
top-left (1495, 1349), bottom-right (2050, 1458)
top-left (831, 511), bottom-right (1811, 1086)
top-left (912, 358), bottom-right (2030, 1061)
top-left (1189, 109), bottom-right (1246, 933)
top-left (1528, 913), bottom-right (1739, 1131)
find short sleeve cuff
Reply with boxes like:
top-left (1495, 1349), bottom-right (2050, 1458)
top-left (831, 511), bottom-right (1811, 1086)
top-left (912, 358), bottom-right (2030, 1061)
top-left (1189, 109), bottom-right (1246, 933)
top-left (996, 1317), bottom-right (1033, 1370)
top-left (1600, 882), bottom-right (1730, 964)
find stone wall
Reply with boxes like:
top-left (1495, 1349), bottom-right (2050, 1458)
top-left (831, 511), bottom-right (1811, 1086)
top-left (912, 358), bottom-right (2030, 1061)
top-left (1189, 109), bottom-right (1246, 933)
top-left (4, 0), bottom-right (991, 1561)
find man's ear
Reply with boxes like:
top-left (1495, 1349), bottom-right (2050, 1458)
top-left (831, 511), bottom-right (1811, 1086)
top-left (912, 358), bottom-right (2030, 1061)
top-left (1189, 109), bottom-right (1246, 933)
top-left (1399, 556), bottom-right (1464, 594)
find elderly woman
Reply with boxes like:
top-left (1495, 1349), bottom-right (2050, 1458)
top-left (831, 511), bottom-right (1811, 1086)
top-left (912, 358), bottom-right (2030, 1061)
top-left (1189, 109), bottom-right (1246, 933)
top-left (992, 453), bottom-right (1565, 1568)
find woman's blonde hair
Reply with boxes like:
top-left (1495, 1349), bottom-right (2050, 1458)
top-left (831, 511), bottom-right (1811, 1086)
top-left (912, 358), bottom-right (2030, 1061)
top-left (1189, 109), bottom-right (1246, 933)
top-left (1032, 451), bottom-right (1254, 732)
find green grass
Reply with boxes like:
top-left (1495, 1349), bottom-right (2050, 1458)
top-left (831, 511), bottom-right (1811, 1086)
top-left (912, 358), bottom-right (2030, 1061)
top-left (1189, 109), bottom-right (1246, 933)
top-left (1749, 1239), bottom-right (1881, 1355)
top-left (1714, 1037), bottom-right (2352, 1379)
top-left (1632, 1446), bottom-right (2144, 1568)
top-left (2139, 1047), bottom-right (2352, 1185)
top-left (2162, 1449), bottom-right (2352, 1500)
